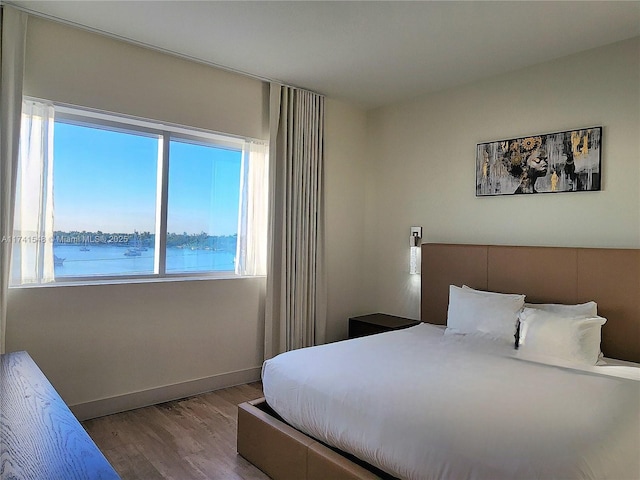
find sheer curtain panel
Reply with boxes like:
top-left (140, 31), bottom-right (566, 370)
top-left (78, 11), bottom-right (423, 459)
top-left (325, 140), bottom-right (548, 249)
top-left (264, 83), bottom-right (326, 359)
top-left (0, 6), bottom-right (27, 353)
top-left (12, 99), bottom-right (56, 285)
top-left (236, 141), bottom-right (269, 276)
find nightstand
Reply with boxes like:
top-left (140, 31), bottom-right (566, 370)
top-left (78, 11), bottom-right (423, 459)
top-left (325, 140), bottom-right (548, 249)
top-left (348, 313), bottom-right (420, 339)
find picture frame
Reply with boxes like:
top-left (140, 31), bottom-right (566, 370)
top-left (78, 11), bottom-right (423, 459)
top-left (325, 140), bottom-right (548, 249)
top-left (476, 126), bottom-right (602, 196)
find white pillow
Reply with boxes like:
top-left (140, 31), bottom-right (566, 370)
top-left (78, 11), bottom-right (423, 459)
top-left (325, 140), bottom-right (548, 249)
top-left (518, 307), bottom-right (606, 365)
top-left (465, 286), bottom-right (598, 319)
top-left (446, 285), bottom-right (525, 341)
top-left (519, 301), bottom-right (601, 359)
top-left (523, 301), bottom-right (597, 317)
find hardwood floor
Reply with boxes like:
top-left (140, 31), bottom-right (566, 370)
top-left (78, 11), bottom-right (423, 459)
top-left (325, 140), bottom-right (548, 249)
top-left (82, 382), bottom-right (270, 480)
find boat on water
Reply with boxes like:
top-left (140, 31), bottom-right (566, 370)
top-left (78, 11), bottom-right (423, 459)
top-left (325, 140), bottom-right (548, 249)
top-left (124, 231), bottom-right (146, 255)
top-left (54, 255), bottom-right (65, 266)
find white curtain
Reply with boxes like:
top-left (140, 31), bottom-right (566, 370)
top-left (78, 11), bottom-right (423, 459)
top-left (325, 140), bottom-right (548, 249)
top-left (236, 140), bottom-right (269, 276)
top-left (264, 82), bottom-right (326, 359)
top-left (0, 6), bottom-right (27, 354)
top-left (12, 99), bottom-right (56, 285)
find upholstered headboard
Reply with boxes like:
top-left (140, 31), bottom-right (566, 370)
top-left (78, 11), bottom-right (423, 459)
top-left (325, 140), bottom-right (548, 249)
top-left (420, 243), bottom-right (640, 363)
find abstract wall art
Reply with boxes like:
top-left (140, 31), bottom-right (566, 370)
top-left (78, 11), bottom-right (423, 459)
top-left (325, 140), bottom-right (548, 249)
top-left (476, 127), bottom-right (602, 196)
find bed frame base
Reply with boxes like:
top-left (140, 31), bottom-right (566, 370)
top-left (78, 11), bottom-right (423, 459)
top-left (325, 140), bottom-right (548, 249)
top-left (237, 398), bottom-right (391, 480)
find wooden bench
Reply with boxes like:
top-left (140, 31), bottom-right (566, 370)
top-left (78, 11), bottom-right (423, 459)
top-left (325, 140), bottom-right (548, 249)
top-left (0, 351), bottom-right (119, 479)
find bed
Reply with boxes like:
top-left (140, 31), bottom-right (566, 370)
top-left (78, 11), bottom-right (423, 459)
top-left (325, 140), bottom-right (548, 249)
top-left (237, 243), bottom-right (640, 480)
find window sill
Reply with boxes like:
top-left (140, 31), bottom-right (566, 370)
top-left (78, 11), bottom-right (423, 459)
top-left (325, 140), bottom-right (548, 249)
top-left (10, 273), bottom-right (266, 289)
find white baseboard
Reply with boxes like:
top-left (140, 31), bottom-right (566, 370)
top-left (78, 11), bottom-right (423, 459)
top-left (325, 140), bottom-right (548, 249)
top-left (70, 366), bottom-right (262, 421)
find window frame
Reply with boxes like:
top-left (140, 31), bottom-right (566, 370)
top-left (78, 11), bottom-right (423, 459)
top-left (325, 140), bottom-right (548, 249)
top-left (15, 100), bottom-right (259, 286)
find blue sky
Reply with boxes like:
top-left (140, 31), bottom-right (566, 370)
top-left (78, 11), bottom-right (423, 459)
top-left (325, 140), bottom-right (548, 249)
top-left (168, 140), bottom-right (241, 236)
top-left (53, 122), bottom-right (241, 235)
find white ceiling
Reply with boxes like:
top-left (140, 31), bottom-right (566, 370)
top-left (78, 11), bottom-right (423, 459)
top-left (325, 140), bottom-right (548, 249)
top-left (8, 1), bottom-right (640, 109)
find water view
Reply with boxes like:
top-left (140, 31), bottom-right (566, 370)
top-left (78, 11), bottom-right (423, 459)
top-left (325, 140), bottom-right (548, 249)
top-left (53, 244), bottom-right (235, 277)
top-left (37, 118), bottom-right (242, 282)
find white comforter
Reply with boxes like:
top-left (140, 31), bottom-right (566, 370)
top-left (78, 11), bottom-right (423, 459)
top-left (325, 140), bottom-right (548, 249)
top-left (262, 323), bottom-right (640, 480)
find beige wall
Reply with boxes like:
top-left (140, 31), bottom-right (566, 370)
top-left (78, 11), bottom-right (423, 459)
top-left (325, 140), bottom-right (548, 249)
top-left (365, 37), bottom-right (640, 319)
top-left (7, 278), bottom-right (266, 411)
top-left (324, 99), bottom-right (369, 341)
top-left (23, 16), bottom-right (269, 140)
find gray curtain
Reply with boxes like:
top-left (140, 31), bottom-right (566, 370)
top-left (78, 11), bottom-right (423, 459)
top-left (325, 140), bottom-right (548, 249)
top-left (0, 6), bottom-right (27, 353)
top-left (264, 82), bottom-right (326, 359)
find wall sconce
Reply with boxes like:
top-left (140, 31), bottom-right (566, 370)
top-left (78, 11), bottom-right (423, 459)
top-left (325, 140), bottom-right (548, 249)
top-left (409, 226), bottom-right (422, 274)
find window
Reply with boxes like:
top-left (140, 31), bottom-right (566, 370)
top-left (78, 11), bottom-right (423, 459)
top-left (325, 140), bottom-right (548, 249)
top-left (52, 121), bottom-right (160, 277)
top-left (11, 99), bottom-right (268, 285)
top-left (166, 139), bottom-right (241, 274)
